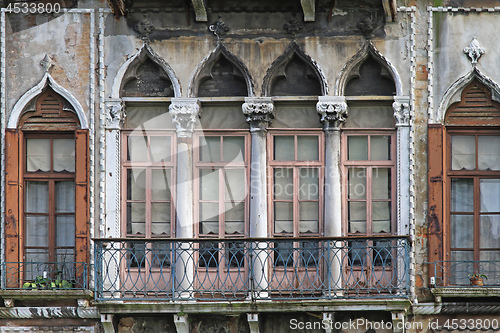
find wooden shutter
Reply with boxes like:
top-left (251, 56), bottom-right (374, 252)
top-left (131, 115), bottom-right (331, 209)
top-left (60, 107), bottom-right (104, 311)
top-left (75, 129), bottom-right (89, 281)
top-left (427, 124), bottom-right (444, 282)
top-left (5, 129), bottom-right (21, 287)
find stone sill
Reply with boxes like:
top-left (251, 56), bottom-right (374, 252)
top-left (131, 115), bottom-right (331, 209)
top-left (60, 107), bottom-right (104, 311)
top-left (431, 287), bottom-right (500, 300)
top-left (96, 298), bottom-right (411, 315)
top-left (0, 289), bottom-right (93, 302)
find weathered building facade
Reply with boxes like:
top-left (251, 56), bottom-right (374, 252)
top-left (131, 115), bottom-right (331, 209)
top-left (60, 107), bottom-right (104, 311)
top-left (0, 0), bottom-right (498, 332)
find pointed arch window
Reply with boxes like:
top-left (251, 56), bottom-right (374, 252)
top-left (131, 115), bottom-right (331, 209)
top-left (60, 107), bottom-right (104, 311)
top-left (429, 80), bottom-right (500, 286)
top-left (5, 88), bottom-right (88, 288)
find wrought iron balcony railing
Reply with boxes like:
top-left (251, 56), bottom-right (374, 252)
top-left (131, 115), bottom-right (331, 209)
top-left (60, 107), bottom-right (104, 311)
top-left (430, 260), bottom-right (500, 287)
top-left (2, 262), bottom-right (88, 290)
top-left (94, 236), bottom-right (410, 301)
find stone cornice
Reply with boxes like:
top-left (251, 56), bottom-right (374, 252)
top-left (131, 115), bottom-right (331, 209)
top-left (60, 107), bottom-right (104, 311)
top-left (316, 96), bottom-right (348, 131)
top-left (242, 97), bottom-right (275, 132)
top-left (169, 98), bottom-right (201, 138)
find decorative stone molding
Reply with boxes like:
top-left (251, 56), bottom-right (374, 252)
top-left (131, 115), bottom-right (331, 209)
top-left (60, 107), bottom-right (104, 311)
top-left (393, 96), bottom-right (410, 126)
top-left (284, 17), bottom-right (303, 35)
top-left (316, 96), bottom-right (348, 130)
top-left (40, 54), bottom-right (54, 73)
top-left (209, 17), bottom-right (229, 39)
top-left (170, 98), bottom-right (200, 137)
top-left (242, 97), bottom-right (275, 132)
top-left (134, 18), bottom-right (155, 40)
top-left (104, 100), bottom-right (124, 129)
top-left (464, 37), bottom-right (485, 65)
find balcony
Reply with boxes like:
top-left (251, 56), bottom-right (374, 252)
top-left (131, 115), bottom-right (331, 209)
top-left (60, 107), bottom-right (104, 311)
top-left (94, 236), bottom-right (410, 301)
top-left (0, 262), bottom-right (91, 303)
top-left (430, 260), bottom-right (500, 287)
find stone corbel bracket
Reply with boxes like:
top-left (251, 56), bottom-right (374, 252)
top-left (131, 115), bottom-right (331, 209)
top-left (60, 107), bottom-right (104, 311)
top-left (316, 96), bottom-right (348, 130)
top-left (170, 98), bottom-right (201, 138)
top-left (242, 97), bottom-right (275, 132)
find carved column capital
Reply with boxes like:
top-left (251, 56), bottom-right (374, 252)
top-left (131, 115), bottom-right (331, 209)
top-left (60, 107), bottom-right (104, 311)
top-left (104, 99), bottom-right (125, 129)
top-left (316, 96), bottom-right (348, 131)
top-left (169, 98), bottom-right (201, 138)
top-left (242, 97), bottom-right (275, 132)
top-left (393, 96), bottom-right (410, 127)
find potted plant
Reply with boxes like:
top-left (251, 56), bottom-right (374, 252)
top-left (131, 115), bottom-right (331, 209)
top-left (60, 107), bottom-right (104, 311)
top-left (468, 273), bottom-right (487, 286)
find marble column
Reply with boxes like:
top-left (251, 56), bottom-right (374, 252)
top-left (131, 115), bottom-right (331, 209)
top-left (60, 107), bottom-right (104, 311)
top-left (242, 97), bottom-right (275, 298)
top-left (170, 98), bottom-right (200, 298)
top-left (316, 96), bottom-right (348, 296)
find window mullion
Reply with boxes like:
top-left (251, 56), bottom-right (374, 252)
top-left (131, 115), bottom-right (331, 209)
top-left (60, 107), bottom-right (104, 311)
top-left (49, 180), bottom-right (56, 263)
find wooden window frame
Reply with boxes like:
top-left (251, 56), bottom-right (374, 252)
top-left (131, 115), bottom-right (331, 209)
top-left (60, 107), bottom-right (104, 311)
top-left (22, 133), bottom-right (76, 264)
top-left (341, 129), bottom-right (397, 237)
top-left (193, 131), bottom-right (251, 239)
top-left (121, 130), bottom-right (176, 239)
top-left (268, 130), bottom-right (324, 238)
top-left (445, 128), bottom-right (500, 262)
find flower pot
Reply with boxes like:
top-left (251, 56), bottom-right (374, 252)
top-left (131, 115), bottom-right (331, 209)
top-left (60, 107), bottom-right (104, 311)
top-left (470, 277), bottom-right (484, 286)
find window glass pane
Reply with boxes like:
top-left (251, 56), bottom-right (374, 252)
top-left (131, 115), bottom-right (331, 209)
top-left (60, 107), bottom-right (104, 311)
top-left (151, 242), bottom-right (171, 267)
top-left (271, 103), bottom-right (321, 128)
top-left (56, 181), bottom-right (75, 213)
top-left (152, 203), bottom-right (171, 236)
top-left (53, 139), bottom-right (75, 172)
top-left (225, 202), bottom-right (245, 235)
top-left (451, 178), bottom-right (473, 212)
top-left (343, 105), bottom-right (394, 128)
top-left (451, 135), bottom-right (475, 170)
top-left (348, 202), bottom-right (366, 233)
top-left (55, 249), bottom-right (75, 265)
top-left (26, 216), bottom-right (49, 247)
top-left (200, 169), bottom-right (219, 201)
top-left (199, 105), bottom-right (247, 129)
top-left (150, 136), bottom-right (171, 162)
top-left (25, 249), bottom-right (49, 266)
top-left (348, 136), bottom-right (368, 160)
top-left (274, 202), bottom-right (293, 233)
top-left (479, 251), bottom-right (500, 284)
top-left (151, 169), bottom-right (171, 201)
top-left (449, 251), bottom-right (473, 285)
top-left (274, 136), bottom-right (295, 161)
top-left (273, 168), bottom-right (293, 200)
top-left (451, 215), bottom-right (474, 248)
top-left (348, 168), bottom-right (366, 200)
top-left (26, 181), bottom-right (48, 213)
top-left (128, 136), bottom-right (148, 162)
top-left (26, 139), bottom-right (50, 172)
top-left (224, 169), bottom-right (246, 202)
top-left (372, 202), bottom-right (391, 233)
top-left (478, 136), bottom-right (500, 170)
top-left (56, 216), bottom-right (75, 247)
top-left (127, 169), bottom-right (146, 201)
top-left (370, 136), bottom-right (390, 160)
top-left (223, 136), bottom-right (245, 162)
top-left (299, 202), bottom-right (319, 233)
top-left (299, 168), bottom-right (319, 200)
top-left (480, 215), bottom-right (500, 249)
top-left (372, 168), bottom-right (391, 199)
top-left (127, 203), bottom-right (145, 235)
top-left (480, 179), bottom-right (500, 213)
top-left (297, 136), bottom-right (319, 161)
top-left (200, 136), bottom-right (221, 162)
top-left (200, 203), bottom-right (219, 234)
top-left (126, 105), bottom-right (173, 129)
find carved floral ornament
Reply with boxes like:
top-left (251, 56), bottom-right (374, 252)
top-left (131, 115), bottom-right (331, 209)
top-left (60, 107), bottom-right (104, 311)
top-left (242, 99), bottom-right (275, 130)
top-left (393, 100), bottom-right (410, 126)
top-left (169, 100), bottom-right (201, 137)
top-left (464, 37), bottom-right (485, 65)
top-left (105, 101), bottom-right (125, 128)
top-left (316, 99), bottom-right (348, 130)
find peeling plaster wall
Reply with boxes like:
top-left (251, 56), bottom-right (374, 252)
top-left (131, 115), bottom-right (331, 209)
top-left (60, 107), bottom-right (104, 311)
top-left (5, 12), bottom-right (92, 123)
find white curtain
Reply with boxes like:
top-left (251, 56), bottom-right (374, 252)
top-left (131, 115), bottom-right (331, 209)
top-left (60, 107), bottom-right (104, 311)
top-left (478, 136), bottom-right (500, 170)
top-left (26, 139), bottom-right (50, 172)
top-left (451, 136), bottom-right (475, 170)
